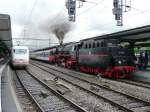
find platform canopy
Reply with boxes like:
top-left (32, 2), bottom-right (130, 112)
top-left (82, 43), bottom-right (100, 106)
top-left (0, 14), bottom-right (12, 49)
top-left (87, 25), bottom-right (150, 42)
top-left (106, 25), bottom-right (150, 41)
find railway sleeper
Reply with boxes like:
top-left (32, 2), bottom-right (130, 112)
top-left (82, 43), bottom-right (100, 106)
top-left (123, 102), bottom-right (145, 109)
top-left (132, 106), bottom-right (150, 112)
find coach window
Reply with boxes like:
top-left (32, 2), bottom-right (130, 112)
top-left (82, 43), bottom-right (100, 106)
top-left (74, 46), bottom-right (76, 50)
top-left (97, 42), bottom-right (100, 47)
top-left (85, 43), bottom-right (88, 49)
top-left (93, 43), bottom-right (95, 48)
top-left (71, 46), bottom-right (75, 52)
top-left (44, 51), bottom-right (47, 57)
top-left (45, 52), bottom-right (48, 56)
top-left (89, 43), bottom-right (91, 48)
top-left (101, 41), bottom-right (104, 47)
top-left (51, 51), bottom-right (53, 55)
top-left (46, 52), bottom-right (48, 57)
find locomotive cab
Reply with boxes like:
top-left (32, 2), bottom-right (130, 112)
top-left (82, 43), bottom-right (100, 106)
top-left (104, 40), bottom-right (135, 78)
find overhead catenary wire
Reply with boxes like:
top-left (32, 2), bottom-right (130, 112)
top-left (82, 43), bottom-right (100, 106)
top-left (22, 0), bottom-right (39, 39)
top-left (98, 8), bottom-right (150, 29)
top-left (23, 0), bottom-right (31, 24)
top-left (77, 0), bottom-right (106, 16)
top-left (18, 0), bottom-right (150, 45)
top-left (25, 0), bottom-right (39, 24)
top-left (80, 0), bottom-right (150, 33)
top-left (13, 38), bottom-right (51, 40)
top-left (79, 0), bottom-right (98, 5)
top-left (76, 0), bottom-right (147, 27)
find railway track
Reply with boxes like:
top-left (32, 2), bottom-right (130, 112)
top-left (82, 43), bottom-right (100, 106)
top-left (30, 61), bottom-right (150, 112)
top-left (115, 79), bottom-right (150, 90)
top-left (28, 64), bottom-right (125, 112)
top-left (15, 69), bottom-right (88, 112)
top-left (12, 70), bottom-right (42, 112)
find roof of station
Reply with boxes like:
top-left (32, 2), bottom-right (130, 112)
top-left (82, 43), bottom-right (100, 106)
top-left (82, 25), bottom-right (150, 42)
top-left (0, 14), bottom-right (12, 49)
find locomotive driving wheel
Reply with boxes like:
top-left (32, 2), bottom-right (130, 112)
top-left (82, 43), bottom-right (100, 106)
top-left (119, 70), bottom-right (127, 78)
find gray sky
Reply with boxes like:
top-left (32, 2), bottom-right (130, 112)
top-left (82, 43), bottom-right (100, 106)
top-left (0, 0), bottom-right (150, 49)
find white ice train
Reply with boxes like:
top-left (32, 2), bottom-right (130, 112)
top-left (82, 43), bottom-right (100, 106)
top-left (11, 46), bottom-right (29, 67)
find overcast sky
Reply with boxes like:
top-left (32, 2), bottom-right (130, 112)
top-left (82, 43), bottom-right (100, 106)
top-left (0, 0), bottom-right (150, 49)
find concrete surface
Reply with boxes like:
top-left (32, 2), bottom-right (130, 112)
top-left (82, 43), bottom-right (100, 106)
top-left (1, 63), bottom-right (22, 112)
top-left (0, 60), bottom-right (8, 112)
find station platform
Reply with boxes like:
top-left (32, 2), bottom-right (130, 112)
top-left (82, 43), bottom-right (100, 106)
top-left (0, 58), bottom-right (22, 112)
top-left (130, 68), bottom-right (150, 83)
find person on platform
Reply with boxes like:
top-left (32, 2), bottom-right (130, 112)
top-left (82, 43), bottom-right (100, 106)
top-left (138, 52), bottom-right (144, 70)
top-left (144, 51), bottom-right (148, 69)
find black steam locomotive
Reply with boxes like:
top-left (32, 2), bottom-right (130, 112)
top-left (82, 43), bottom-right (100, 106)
top-left (31, 38), bottom-right (135, 78)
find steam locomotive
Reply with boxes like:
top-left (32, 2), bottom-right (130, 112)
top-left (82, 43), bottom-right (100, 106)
top-left (31, 38), bottom-right (135, 78)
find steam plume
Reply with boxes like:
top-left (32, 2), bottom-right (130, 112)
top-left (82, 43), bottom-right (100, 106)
top-left (40, 13), bottom-right (74, 45)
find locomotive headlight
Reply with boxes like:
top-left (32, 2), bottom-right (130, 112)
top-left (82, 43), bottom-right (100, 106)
top-left (118, 60), bottom-right (122, 64)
